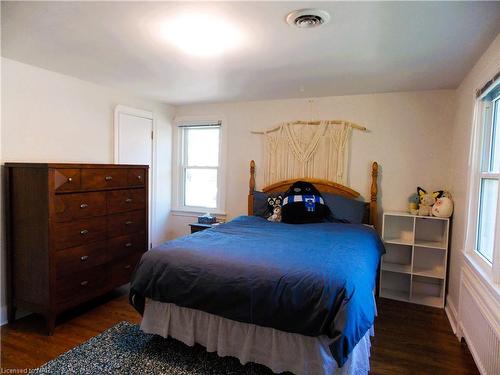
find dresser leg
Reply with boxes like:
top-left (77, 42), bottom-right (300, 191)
top-left (45, 314), bottom-right (56, 335)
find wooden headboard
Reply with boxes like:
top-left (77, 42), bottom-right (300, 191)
top-left (247, 160), bottom-right (379, 228)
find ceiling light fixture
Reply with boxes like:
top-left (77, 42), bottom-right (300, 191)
top-left (286, 9), bottom-right (330, 29)
top-left (159, 14), bottom-right (244, 57)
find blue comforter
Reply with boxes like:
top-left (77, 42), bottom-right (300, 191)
top-left (130, 216), bottom-right (384, 367)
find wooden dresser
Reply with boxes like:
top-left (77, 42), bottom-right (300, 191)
top-left (5, 163), bottom-right (149, 334)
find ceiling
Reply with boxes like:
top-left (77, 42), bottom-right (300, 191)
top-left (2, 1), bottom-right (500, 105)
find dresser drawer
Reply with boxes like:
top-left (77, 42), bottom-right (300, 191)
top-left (56, 265), bottom-right (107, 304)
top-left (107, 189), bottom-right (145, 214)
top-left (53, 217), bottom-right (107, 250)
top-left (110, 253), bottom-right (142, 287)
top-left (81, 168), bottom-right (127, 189)
top-left (108, 232), bottom-right (146, 260)
top-left (54, 191), bottom-right (106, 222)
top-left (55, 241), bottom-right (108, 278)
top-left (54, 169), bottom-right (81, 192)
top-left (107, 210), bottom-right (145, 238)
top-left (127, 168), bottom-right (146, 187)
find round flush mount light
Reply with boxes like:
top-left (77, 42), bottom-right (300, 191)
top-left (286, 9), bottom-right (330, 29)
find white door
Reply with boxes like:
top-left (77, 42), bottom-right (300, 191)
top-left (114, 105), bottom-right (154, 249)
top-left (115, 113), bottom-right (153, 165)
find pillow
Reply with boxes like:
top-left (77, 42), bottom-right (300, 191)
top-left (323, 193), bottom-right (366, 224)
top-left (281, 181), bottom-right (328, 224)
top-left (252, 191), bottom-right (284, 218)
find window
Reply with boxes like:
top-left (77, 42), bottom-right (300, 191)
top-left (467, 78), bottom-right (500, 283)
top-left (477, 97), bottom-right (500, 263)
top-left (176, 122), bottom-right (223, 212)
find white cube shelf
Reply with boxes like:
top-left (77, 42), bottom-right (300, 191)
top-left (379, 212), bottom-right (450, 308)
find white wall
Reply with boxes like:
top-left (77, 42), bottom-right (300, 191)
top-left (447, 34), bottom-right (500, 312)
top-left (0, 58), bottom-right (175, 323)
top-left (169, 90), bottom-right (455, 238)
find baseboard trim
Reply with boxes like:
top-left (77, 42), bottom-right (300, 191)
top-left (0, 305), bottom-right (6, 326)
top-left (445, 297), bottom-right (460, 339)
top-left (0, 304), bottom-right (31, 326)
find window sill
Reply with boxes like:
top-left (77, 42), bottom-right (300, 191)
top-left (464, 252), bottom-right (500, 299)
top-left (171, 209), bottom-right (227, 218)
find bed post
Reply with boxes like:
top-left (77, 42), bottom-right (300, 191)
top-left (248, 160), bottom-right (256, 215)
top-left (370, 162), bottom-right (378, 229)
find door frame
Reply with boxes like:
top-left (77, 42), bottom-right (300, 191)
top-left (113, 105), bottom-right (155, 249)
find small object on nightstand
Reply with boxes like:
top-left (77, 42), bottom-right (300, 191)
top-left (190, 222), bottom-right (219, 234)
top-left (198, 213), bottom-right (217, 224)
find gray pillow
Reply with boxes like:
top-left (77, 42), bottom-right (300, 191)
top-left (252, 191), bottom-right (283, 218)
top-left (323, 193), bottom-right (366, 224)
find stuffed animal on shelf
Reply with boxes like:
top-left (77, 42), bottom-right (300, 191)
top-left (408, 193), bottom-right (419, 215)
top-left (417, 187), bottom-right (443, 216)
top-left (267, 195), bottom-right (283, 222)
top-left (432, 191), bottom-right (454, 218)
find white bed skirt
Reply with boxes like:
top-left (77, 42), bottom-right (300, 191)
top-left (141, 299), bottom-right (373, 375)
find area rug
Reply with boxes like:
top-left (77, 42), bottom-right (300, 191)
top-left (31, 321), bottom-right (285, 375)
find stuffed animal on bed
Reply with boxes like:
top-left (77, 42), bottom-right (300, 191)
top-left (281, 181), bottom-right (328, 224)
top-left (267, 195), bottom-right (283, 222)
top-left (417, 187), bottom-right (443, 216)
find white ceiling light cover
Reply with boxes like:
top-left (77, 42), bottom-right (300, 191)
top-left (159, 13), bottom-right (245, 57)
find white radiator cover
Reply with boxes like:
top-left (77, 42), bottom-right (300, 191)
top-left (458, 264), bottom-right (500, 375)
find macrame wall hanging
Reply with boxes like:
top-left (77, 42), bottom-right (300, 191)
top-left (251, 120), bottom-right (367, 186)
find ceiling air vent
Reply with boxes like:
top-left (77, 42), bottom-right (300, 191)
top-left (286, 9), bottom-right (330, 29)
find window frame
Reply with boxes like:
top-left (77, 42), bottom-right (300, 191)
top-left (465, 81), bottom-right (500, 285)
top-left (172, 116), bottom-right (226, 215)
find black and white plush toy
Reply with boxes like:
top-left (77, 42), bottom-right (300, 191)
top-left (281, 181), bottom-right (328, 224)
top-left (267, 195), bottom-right (283, 222)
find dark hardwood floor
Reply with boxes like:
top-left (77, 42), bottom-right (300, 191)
top-left (1, 291), bottom-right (479, 374)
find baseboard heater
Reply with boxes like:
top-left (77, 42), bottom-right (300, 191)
top-left (458, 265), bottom-right (499, 375)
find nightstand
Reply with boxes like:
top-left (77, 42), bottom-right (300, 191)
top-left (189, 223), bottom-right (217, 234)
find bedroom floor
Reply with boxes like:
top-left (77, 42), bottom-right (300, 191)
top-left (1, 290), bottom-right (479, 375)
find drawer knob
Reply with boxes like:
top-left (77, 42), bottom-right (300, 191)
top-left (124, 265), bottom-right (132, 270)
top-left (105, 176), bottom-right (113, 181)
top-left (67, 177), bottom-right (73, 183)
top-left (80, 229), bottom-right (89, 235)
top-left (80, 203), bottom-right (88, 209)
top-left (125, 242), bottom-right (133, 248)
top-left (125, 220), bottom-right (133, 225)
top-left (125, 198), bottom-right (133, 203)
top-left (137, 175), bottom-right (142, 180)
top-left (80, 255), bottom-right (89, 261)
top-left (80, 280), bottom-right (88, 286)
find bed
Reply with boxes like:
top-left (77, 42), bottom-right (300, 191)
top-left (130, 161), bottom-right (383, 375)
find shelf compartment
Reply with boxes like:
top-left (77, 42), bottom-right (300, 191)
top-left (412, 246), bottom-right (446, 279)
top-left (381, 243), bottom-right (412, 274)
top-left (382, 262), bottom-right (412, 274)
top-left (410, 294), bottom-right (443, 308)
top-left (414, 217), bottom-right (448, 249)
top-left (413, 240), bottom-right (447, 250)
top-left (380, 270), bottom-right (411, 302)
top-left (383, 215), bottom-right (414, 245)
top-left (411, 275), bottom-right (444, 308)
top-left (384, 238), bottom-right (413, 246)
top-left (380, 288), bottom-right (410, 302)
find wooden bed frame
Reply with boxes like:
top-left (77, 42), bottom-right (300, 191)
top-left (247, 160), bottom-right (379, 229)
